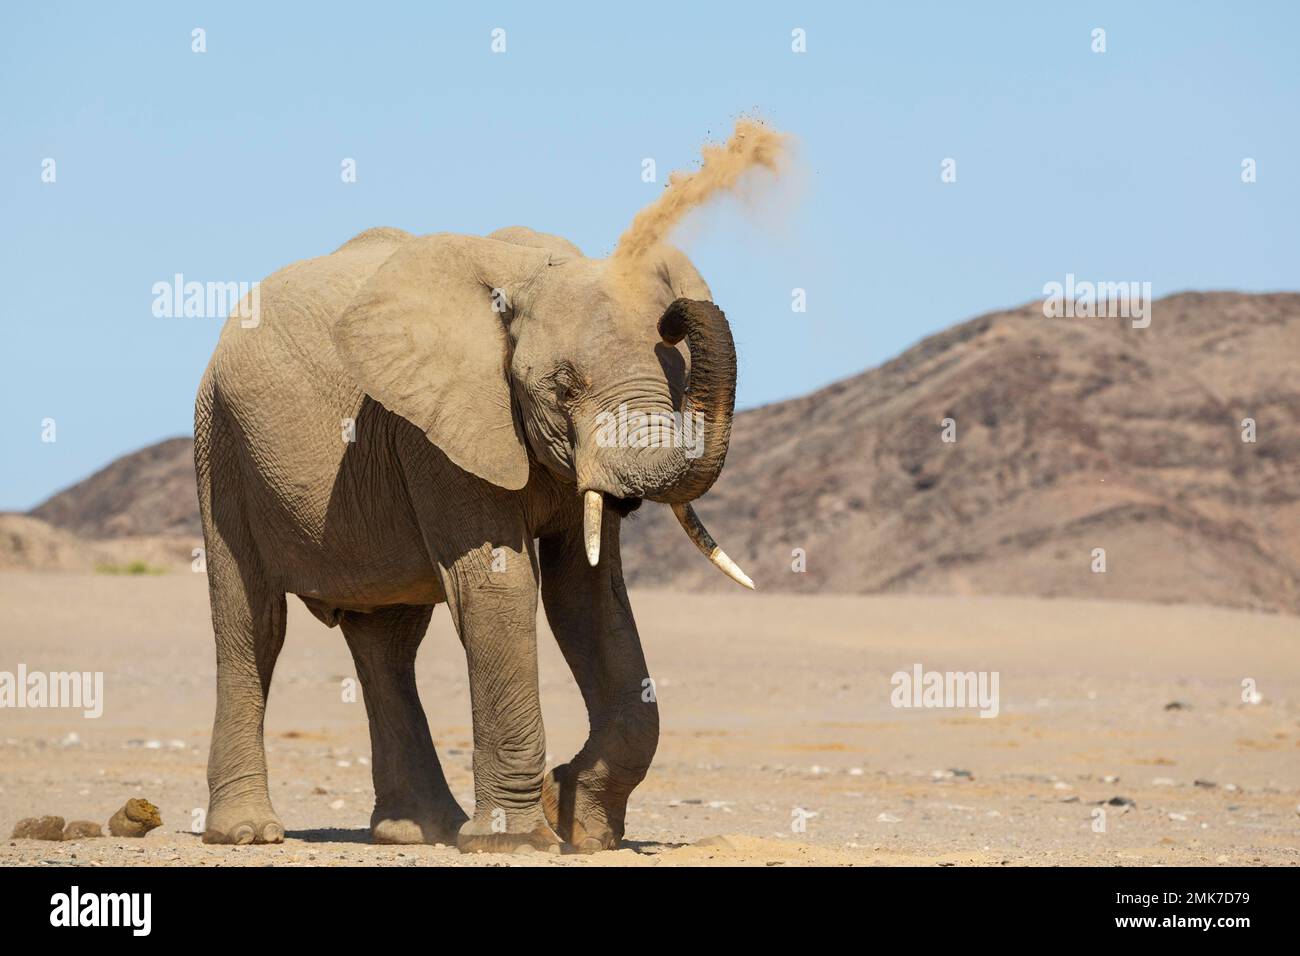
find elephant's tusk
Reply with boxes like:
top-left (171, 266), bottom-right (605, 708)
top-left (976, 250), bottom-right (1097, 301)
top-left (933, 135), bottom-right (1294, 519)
top-left (583, 490), bottom-right (603, 567)
top-left (671, 502), bottom-right (755, 590)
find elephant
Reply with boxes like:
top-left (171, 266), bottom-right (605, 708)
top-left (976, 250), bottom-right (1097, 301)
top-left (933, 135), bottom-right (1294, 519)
top-left (194, 224), bottom-right (753, 853)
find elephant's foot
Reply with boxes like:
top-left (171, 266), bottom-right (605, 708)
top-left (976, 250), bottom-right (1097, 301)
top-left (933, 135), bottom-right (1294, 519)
top-left (456, 809), bottom-right (561, 855)
top-left (371, 795), bottom-right (467, 845)
top-left (202, 796), bottom-right (284, 845)
top-left (542, 763), bottom-right (627, 853)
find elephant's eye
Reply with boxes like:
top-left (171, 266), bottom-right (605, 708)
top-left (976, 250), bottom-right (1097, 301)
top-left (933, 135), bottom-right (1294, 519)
top-left (552, 367), bottom-right (584, 406)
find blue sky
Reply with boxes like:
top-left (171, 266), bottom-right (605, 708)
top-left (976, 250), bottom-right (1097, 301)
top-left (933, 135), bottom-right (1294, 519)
top-left (2, 2), bottom-right (1297, 509)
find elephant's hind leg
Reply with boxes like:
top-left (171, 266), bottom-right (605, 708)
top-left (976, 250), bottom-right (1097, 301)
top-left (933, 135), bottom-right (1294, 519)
top-left (341, 605), bottom-right (467, 844)
top-left (202, 547), bottom-right (288, 844)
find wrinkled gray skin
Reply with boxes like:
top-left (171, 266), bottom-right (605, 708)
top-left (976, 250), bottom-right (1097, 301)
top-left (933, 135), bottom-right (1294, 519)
top-left (195, 226), bottom-right (738, 852)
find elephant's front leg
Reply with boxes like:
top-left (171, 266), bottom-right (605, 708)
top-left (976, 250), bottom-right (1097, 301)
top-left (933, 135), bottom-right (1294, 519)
top-left (438, 539), bottom-right (560, 854)
top-left (539, 508), bottom-right (659, 852)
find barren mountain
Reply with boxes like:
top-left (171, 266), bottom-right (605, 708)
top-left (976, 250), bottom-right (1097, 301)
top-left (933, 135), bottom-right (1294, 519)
top-left (29, 436), bottom-right (200, 539)
top-left (19, 292), bottom-right (1300, 613)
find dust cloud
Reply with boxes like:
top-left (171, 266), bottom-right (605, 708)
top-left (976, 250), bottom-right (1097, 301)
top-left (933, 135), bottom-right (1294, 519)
top-left (612, 118), bottom-right (792, 269)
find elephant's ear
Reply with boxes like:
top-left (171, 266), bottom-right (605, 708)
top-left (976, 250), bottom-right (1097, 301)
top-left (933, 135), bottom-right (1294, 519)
top-left (333, 234), bottom-right (550, 490)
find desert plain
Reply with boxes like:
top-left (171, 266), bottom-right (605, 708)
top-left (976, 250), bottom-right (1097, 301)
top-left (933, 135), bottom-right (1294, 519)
top-left (0, 571), bottom-right (1297, 867)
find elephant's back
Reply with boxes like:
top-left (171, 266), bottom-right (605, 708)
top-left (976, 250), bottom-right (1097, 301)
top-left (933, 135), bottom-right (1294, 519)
top-left (217, 228), bottom-right (411, 352)
top-left (203, 228), bottom-right (415, 542)
top-left (210, 228), bottom-right (411, 401)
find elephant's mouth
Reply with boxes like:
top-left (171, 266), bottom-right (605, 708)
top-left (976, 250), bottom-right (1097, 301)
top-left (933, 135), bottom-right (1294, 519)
top-left (604, 493), bottom-right (642, 518)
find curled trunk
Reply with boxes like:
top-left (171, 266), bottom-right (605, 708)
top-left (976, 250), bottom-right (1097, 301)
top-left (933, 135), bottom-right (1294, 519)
top-left (645, 297), bottom-right (737, 504)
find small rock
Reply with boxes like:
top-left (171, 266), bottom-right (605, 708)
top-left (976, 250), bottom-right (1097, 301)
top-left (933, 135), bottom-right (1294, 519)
top-left (107, 798), bottom-right (161, 837)
top-left (1193, 779), bottom-right (1217, 789)
top-left (1103, 774), bottom-right (1120, 783)
top-left (1152, 777), bottom-right (1176, 787)
top-left (1107, 796), bottom-right (1135, 807)
top-left (1164, 701), bottom-right (1190, 711)
top-left (329, 799), bottom-right (345, 810)
top-left (1168, 812), bottom-right (1188, 822)
top-left (949, 768), bottom-right (973, 779)
top-left (876, 812), bottom-right (901, 823)
top-left (11, 816), bottom-right (65, 840)
top-left (62, 820), bottom-right (103, 840)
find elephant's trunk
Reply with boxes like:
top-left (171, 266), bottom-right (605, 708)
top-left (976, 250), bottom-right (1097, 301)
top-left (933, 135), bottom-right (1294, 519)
top-left (648, 297), bottom-right (737, 504)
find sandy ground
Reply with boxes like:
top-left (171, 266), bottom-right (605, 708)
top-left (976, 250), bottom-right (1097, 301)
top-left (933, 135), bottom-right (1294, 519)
top-left (1, 572), bottom-right (1297, 867)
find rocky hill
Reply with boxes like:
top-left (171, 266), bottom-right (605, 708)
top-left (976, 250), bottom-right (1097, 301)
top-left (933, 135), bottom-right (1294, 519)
top-left (29, 436), bottom-right (200, 539)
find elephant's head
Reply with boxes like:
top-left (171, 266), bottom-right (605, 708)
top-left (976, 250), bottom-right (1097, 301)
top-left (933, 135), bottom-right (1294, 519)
top-left (333, 225), bottom-right (753, 588)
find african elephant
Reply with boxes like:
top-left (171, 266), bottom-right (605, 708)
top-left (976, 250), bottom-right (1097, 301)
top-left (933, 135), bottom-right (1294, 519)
top-left (195, 224), bottom-right (752, 853)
